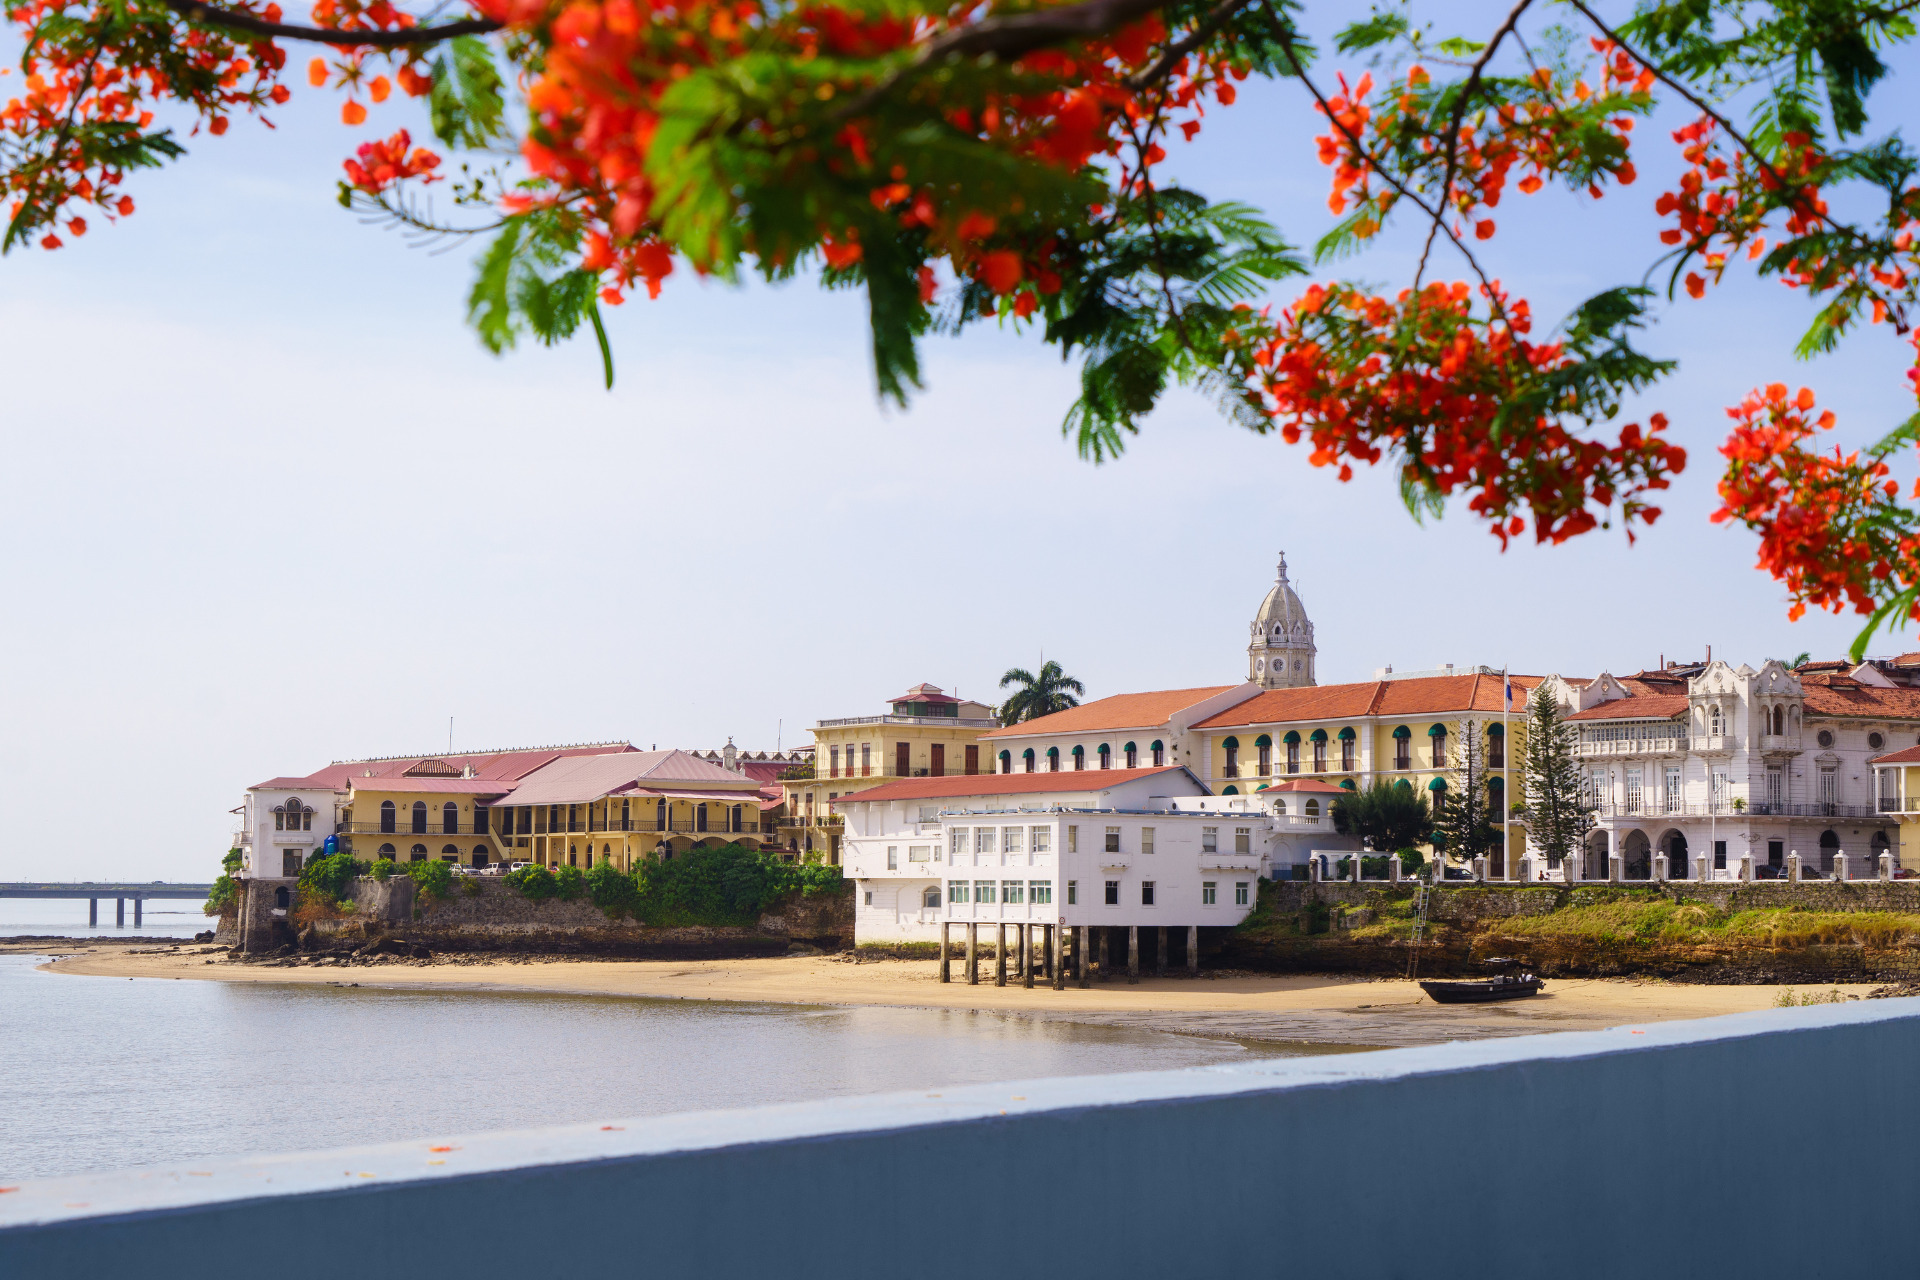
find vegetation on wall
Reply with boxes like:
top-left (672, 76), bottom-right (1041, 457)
top-left (203, 848), bottom-right (243, 917)
top-left (402, 858), bottom-right (454, 903)
top-left (1332, 781), bottom-right (1433, 855)
top-left (502, 843), bottom-right (847, 926)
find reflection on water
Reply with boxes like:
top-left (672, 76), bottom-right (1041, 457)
top-left (0, 896), bottom-right (211, 940)
top-left (0, 955), bottom-right (1354, 1181)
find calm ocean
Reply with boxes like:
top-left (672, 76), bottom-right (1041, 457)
top-left (1, 926), bottom-right (1349, 1181)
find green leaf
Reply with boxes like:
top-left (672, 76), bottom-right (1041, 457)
top-left (430, 36), bottom-right (508, 150)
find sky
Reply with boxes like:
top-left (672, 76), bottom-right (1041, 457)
top-left (2, 3), bottom-right (1915, 881)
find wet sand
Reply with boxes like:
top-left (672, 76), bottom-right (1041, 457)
top-left (31, 942), bottom-right (1882, 1048)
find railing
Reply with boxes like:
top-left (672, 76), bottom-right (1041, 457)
top-left (232, 831), bottom-right (251, 846)
top-left (581, 818), bottom-right (763, 834)
top-left (1272, 814), bottom-right (1324, 829)
top-left (1591, 801), bottom-right (1880, 819)
top-left (1760, 734), bottom-right (1802, 752)
top-left (1692, 734), bottom-right (1735, 753)
top-left (1576, 737), bottom-right (1686, 757)
top-left (1223, 764), bottom-right (1239, 778)
top-left (815, 714), bottom-right (1001, 729)
top-left (1878, 797), bottom-right (1918, 813)
top-left (341, 822), bottom-right (493, 837)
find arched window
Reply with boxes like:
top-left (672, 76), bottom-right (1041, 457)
top-left (473, 845), bottom-right (489, 866)
top-left (1124, 742), bottom-right (1138, 768)
top-left (1428, 724), bottom-right (1448, 768)
top-left (1392, 726), bottom-right (1412, 770)
top-left (1222, 736), bottom-right (1240, 778)
top-left (411, 801), bottom-right (428, 834)
top-left (1486, 723), bottom-right (1505, 768)
top-left (1305, 799), bottom-right (1320, 817)
top-left (1255, 733), bottom-right (1274, 776)
top-left (1488, 776), bottom-right (1505, 815)
top-left (1429, 775), bottom-right (1448, 815)
top-left (1282, 731), bottom-right (1300, 775)
top-left (696, 804), bottom-right (710, 832)
top-left (1339, 726), bottom-right (1356, 772)
top-left (1071, 745), bottom-right (1085, 772)
top-left (922, 885), bottom-right (941, 909)
top-left (380, 800), bottom-right (396, 834)
top-left (1772, 705), bottom-right (1786, 736)
top-left (273, 803), bottom-right (286, 832)
top-left (656, 798), bottom-right (668, 830)
top-left (999, 749), bottom-right (1012, 774)
top-left (1047, 747), bottom-right (1060, 773)
top-left (1222, 785), bottom-right (1239, 795)
top-left (377, 843), bottom-right (395, 858)
top-left (1275, 799), bottom-right (1287, 814)
top-left (1023, 748), bottom-right (1036, 773)
top-left (1150, 740), bottom-right (1165, 767)
top-left (410, 844), bottom-right (428, 862)
top-left (274, 886), bottom-right (290, 910)
top-left (731, 804), bottom-right (743, 833)
top-left (441, 844), bottom-right (459, 862)
top-left (1097, 743), bottom-right (1111, 770)
top-left (443, 801), bottom-right (459, 835)
top-left (1710, 706), bottom-right (1725, 736)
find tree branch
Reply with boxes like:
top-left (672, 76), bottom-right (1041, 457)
top-left (1414, 0), bottom-right (1533, 289)
top-left (1124, 0), bottom-right (1255, 91)
top-left (160, 0), bottom-right (500, 47)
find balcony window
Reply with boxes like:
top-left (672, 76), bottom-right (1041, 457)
top-left (861, 744), bottom-right (871, 777)
top-left (1393, 727), bottom-right (1411, 770)
top-left (1098, 744), bottom-right (1111, 770)
top-left (1125, 742), bottom-right (1138, 768)
top-left (443, 802), bottom-right (459, 835)
top-left (830, 746), bottom-right (840, 778)
top-left (1047, 748), bottom-right (1060, 773)
top-left (1429, 726), bottom-right (1447, 769)
top-left (998, 750), bottom-right (1011, 774)
top-left (1488, 725), bottom-right (1505, 769)
top-left (1072, 746), bottom-right (1085, 771)
top-left (1151, 740), bottom-right (1165, 767)
top-left (380, 801), bottom-right (396, 834)
top-left (1023, 749), bottom-right (1036, 773)
top-left (411, 801), bottom-right (428, 834)
top-left (1313, 739), bottom-right (1327, 772)
top-left (1257, 740), bottom-right (1272, 775)
top-left (1340, 733), bottom-right (1355, 772)
top-left (1286, 741), bottom-right (1300, 775)
top-left (1223, 737), bottom-right (1239, 778)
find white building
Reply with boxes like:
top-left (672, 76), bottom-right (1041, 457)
top-left (977, 685), bottom-right (1258, 779)
top-left (835, 768), bottom-right (1286, 945)
top-left (1564, 658), bottom-right (1917, 879)
top-left (238, 780), bottom-right (343, 879)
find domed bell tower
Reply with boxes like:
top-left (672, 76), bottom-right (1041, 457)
top-left (1249, 552), bottom-right (1316, 689)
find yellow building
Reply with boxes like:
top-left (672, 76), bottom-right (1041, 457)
top-left (781, 684), bottom-right (999, 863)
top-left (489, 749), bottom-right (769, 870)
top-left (1188, 669), bottom-right (1542, 873)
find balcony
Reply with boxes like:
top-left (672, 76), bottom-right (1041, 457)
top-left (232, 831), bottom-right (252, 847)
top-left (1758, 734), bottom-right (1803, 754)
top-left (1691, 734), bottom-right (1734, 755)
top-left (1592, 801), bottom-right (1880, 820)
top-left (1576, 737), bottom-right (1686, 759)
top-left (342, 822), bottom-right (494, 837)
top-left (815, 713), bottom-right (1000, 729)
top-left (1273, 814), bottom-right (1325, 829)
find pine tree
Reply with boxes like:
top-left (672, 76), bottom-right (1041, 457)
top-left (1437, 720), bottom-right (1499, 869)
top-left (1523, 686), bottom-right (1592, 870)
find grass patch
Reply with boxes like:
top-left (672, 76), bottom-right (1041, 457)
top-left (1485, 901), bottom-right (1920, 950)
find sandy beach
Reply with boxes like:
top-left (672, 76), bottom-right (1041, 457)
top-left (26, 941), bottom-right (1885, 1048)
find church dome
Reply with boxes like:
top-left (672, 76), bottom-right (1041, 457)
top-left (1248, 552), bottom-right (1315, 689)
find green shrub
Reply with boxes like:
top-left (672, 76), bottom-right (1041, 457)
top-left (204, 874), bottom-right (238, 917)
top-left (300, 851), bottom-right (367, 903)
top-left (553, 864), bottom-right (584, 901)
top-left (370, 858), bottom-right (396, 881)
top-left (504, 865), bottom-right (558, 901)
top-left (633, 844), bottom-right (846, 927)
top-left (586, 862), bottom-right (637, 917)
top-left (402, 858), bottom-right (453, 903)
top-left (221, 848), bottom-right (243, 876)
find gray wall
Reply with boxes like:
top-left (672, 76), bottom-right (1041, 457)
top-left (6, 1000), bottom-right (1919, 1277)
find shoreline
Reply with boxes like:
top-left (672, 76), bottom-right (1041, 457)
top-left (28, 942), bottom-right (1889, 1048)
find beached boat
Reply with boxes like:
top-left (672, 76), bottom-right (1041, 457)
top-left (1419, 974), bottom-right (1544, 1004)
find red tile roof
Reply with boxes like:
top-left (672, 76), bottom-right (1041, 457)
top-left (1565, 695), bottom-right (1690, 722)
top-left (1191, 673), bottom-right (1544, 730)
top-left (1871, 743), bottom-right (1920, 764)
top-left (342, 777), bottom-right (518, 795)
top-left (1259, 778), bottom-right (1350, 794)
top-left (829, 766), bottom-right (1191, 805)
top-left (1802, 683), bottom-right (1920, 719)
top-left (256, 742), bottom-right (633, 792)
top-left (980, 687), bottom-right (1240, 740)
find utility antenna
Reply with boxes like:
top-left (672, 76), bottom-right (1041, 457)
top-left (777, 719), bottom-right (782, 752)
top-left (448, 717), bottom-right (453, 754)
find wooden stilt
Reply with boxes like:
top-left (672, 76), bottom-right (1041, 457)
top-left (1156, 926), bottom-right (1166, 977)
top-left (1022, 924), bottom-right (1034, 989)
top-left (1187, 924), bottom-right (1199, 975)
top-left (1097, 927), bottom-right (1109, 981)
top-left (1076, 926), bottom-right (1089, 988)
top-left (1051, 924), bottom-right (1064, 991)
top-left (1127, 925), bottom-right (1139, 984)
top-left (940, 921), bottom-right (951, 983)
top-left (966, 923), bottom-right (978, 986)
top-left (995, 923), bottom-right (1007, 987)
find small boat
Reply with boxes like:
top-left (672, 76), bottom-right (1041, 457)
top-left (1419, 974), bottom-right (1545, 1004)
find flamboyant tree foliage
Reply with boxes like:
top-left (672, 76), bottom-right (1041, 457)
top-left (8, 0), bottom-right (1920, 648)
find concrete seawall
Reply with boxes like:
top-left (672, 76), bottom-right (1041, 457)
top-left (5, 1000), bottom-right (1918, 1278)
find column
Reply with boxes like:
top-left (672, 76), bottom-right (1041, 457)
top-left (1076, 926), bottom-right (1089, 989)
top-left (1694, 856), bottom-right (1708, 883)
top-left (1740, 854), bottom-right (1753, 882)
top-left (133, 897), bottom-right (142, 927)
top-left (1389, 854), bottom-right (1401, 884)
top-left (1788, 851), bottom-right (1802, 882)
top-left (1654, 853), bottom-right (1668, 882)
top-left (116, 898), bottom-right (125, 926)
top-left (995, 923), bottom-right (1007, 987)
top-left (940, 922), bottom-right (951, 983)
top-left (1883, 852), bottom-right (1895, 881)
top-left (1052, 925), bottom-right (1065, 991)
top-left (1156, 926), bottom-right (1167, 977)
top-left (1097, 927), bottom-right (1109, 981)
top-left (1834, 852), bottom-right (1850, 882)
top-left (1608, 853), bottom-right (1623, 884)
top-left (1022, 925), bottom-right (1034, 989)
top-left (1044, 924), bottom-right (1055, 979)
top-left (1350, 853), bottom-right (1361, 884)
top-left (1127, 925), bottom-right (1139, 985)
top-left (967, 922), bottom-right (979, 985)
top-left (1187, 924), bottom-right (1199, 975)
top-left (88, 898), bottom-right (97, 926)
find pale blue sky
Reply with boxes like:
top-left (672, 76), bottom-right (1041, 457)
top-left (1, 3), bottom-right (1911, 880)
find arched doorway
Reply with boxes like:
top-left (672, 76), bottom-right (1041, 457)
top-left (1659, 829), bottom-right (1689, 879)
top-left (273, 886), bottom-right (290, 910)
top-left (1621, 829), bottom-right (1652, 879)
top-left (1583, 829), bottom-right (1610, 880)
top-left (1819, 829), bottom-right (1841, 875)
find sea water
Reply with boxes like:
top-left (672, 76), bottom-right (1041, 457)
top-left (0, 953), bottom-right (1353, 1181)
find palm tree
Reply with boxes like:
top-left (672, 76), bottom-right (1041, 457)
top-left (1771, 652), bottom-right (1812, 671)
top-left (998, 661), bottom-right (1085, 726)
